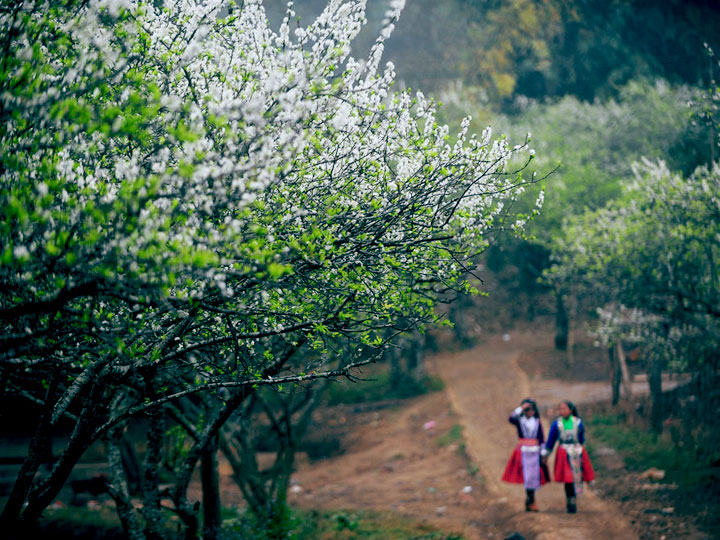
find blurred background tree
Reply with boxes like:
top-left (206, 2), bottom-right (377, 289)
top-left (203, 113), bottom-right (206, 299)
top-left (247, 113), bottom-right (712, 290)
top-left (268, 0), bottom-right (720, 105)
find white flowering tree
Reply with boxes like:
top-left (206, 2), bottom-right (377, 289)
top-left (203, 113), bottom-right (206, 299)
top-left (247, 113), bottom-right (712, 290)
top-left (548, 158), bottom-right (720, 431)
top-left (0, 0), bottom-right (536, 535)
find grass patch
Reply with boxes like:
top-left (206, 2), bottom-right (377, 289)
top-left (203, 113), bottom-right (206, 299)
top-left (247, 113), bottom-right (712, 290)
top-left (436, 423), bottom-right (463, 447)
top-left (224, 508), bottom-right (465, 539)
top-left (586, 403), bottom-right (720, 537)
top-left (586, 411), bottom-right (711, 489)
top-left (30, 505), bottom-right (466, 540)
top-left (324, 367), bottom-right (445, 406)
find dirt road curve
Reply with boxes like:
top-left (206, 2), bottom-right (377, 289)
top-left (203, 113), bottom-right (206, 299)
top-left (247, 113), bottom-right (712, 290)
top-left (436, 333), bottom-right (638, 540)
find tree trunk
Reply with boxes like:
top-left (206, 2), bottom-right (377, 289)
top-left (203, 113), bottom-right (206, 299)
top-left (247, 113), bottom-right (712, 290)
top-left (449, 294), bottom-right (473, 348)
top-left (19, 400), bottom-right (99, 524)
top-left (222, 383), bottom-right (327, 535)
top-left (171, 343), bottom-right (305, 537)
top-left (406, 332), bottom-right (426, 383)
top-left (120, 435), bottom-right (141, 494)
top-left (141, 409), bottom-right (165, 540)
top-left (565, 294), bottom-right (577, 368)
top-left (649, 352), bottom-right (664, 433)
top-left (219, 427), bottom-right (265, 516)
top-left (388, 345), bottom-right (402, 391)
top-left (1, 373), bottom-right (58, 530)
top-left (608, 346), bottom-right (621, 406)
top-left (554, 290), bottom-right (568, 351)
top-left (616, 341), bottom-right (633, 399)
top-left (172, 387), bottom-right (253, 538)
top-left (201, 435), bottom-right (221, 540)
top-left (106, 426), bottom-right (146, 540)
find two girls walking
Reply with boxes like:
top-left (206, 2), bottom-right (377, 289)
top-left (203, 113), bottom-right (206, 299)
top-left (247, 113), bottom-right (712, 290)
top-left (502, 399), bottom-right (595, 513)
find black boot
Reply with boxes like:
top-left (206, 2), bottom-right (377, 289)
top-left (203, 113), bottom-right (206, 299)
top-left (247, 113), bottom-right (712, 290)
top-left (525, 489), bottom-right (538, 512)
top-left (564, 483), bottom-right (577, 513)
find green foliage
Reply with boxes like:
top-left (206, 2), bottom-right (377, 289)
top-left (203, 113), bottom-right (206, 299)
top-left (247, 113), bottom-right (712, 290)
top-left (333, 512), bottom-right (360, 532)
top-left (513, 81), bottom-right (709, 241)
top-left (438, 78), bottom-right (713, 246)
top-left (585, 406), bottom-right (720, 535)
top-left (226, 508), bottom-right (465, 540)
top-left (436, 78), bottom-right (714, 319)
top-left (690, 44), bottom-right (720, 161)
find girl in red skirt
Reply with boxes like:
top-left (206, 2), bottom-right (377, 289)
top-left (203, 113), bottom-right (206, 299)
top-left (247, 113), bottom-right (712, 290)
top-left (542, 400), bottom-right (595, 513)
top-left (501, 398), bottom-right (550, 511)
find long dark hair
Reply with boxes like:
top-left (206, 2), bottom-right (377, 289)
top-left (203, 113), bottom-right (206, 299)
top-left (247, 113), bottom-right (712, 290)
top-left (563, 400), bottom-right (579, 418)
top-left (521, 398), bottom-right (540, 418)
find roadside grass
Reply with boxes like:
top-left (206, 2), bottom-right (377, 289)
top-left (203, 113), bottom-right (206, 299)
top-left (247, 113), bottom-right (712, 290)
top-left (586, 409), bottom-right (715, 490)
top-left (585, 402), bottom-right (720, 536)
top-left (586, 413), bottom-right (698, 488)
top-left (32, 506), bottom-right (467, 540)
top-left (225, 508), bottom-right (465, 540)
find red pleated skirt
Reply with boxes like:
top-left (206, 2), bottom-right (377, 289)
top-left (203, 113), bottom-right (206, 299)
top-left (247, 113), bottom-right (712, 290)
top-left (502, 439), bottom-right (550, 485)
top-left (553, 445), bottom-right (595, 483)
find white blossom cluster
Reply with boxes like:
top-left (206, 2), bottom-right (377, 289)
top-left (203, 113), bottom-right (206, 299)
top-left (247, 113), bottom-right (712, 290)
top-left (0, 0), bottom-right (541, 383)
top-left (593, 303), bottom-right (656, 347)
top-left (2, 0), bottom-right (535, 310)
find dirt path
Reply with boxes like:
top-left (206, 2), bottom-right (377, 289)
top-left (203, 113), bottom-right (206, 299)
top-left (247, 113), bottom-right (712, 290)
top-left (436, 332), bottom-right (638, 540)
top-left (288, 389), bottom-right (508, 539)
